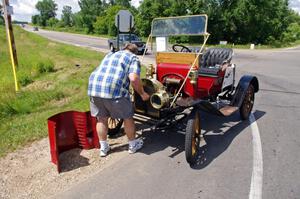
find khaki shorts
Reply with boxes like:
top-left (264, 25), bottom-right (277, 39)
top-left (90, 97), bottom-right (134, 119)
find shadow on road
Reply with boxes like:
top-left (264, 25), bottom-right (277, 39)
top-left (131, 110), bottom-right (265, 169)
top-left (58, 109), bottom-right (265, 172)
top-left (191, 110), bottom-right (265, 169)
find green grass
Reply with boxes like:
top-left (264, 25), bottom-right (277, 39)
top-left (41, 25), bottom-right (111, 39)
top-left (0, 25), bottom-right (104, 157)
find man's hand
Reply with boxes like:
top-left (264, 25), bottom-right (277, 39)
top-left (129, 73), bottom-right (150, 101)
top-left (141, 92), bottom-right (150, 101)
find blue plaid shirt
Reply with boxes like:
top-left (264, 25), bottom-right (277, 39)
top-left (88, 50), bottom-right (141, 99)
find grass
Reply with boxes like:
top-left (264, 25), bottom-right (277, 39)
top-left (39, 25), bottom-right (111, 39)
top-left (0, 25), bottom-right (104, 157)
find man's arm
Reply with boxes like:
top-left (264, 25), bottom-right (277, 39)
top-left (129, 73), bottom-right (149, 101)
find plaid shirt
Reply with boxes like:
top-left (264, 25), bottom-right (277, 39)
top-left (88, 50), bottom-right (140, 99)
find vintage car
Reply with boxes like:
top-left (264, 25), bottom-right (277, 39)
top-left (108, 15), bottom-right (259, 165)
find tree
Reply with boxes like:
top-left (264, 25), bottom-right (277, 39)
top-left (46, 17), bottom-right (59, 27)
top-left (61, 5), bottom-right (73, 27)
top-left (282, 22), bottom-right (300, 43)
top-left (286, 10), bottom-right (300, 25)
top-left (93, 16), bottom-right (108, 34)
top-left (0, 4), bottom-right (4, 25)
top-left (93, 5), bottom-right (127, 36)
top-left (185, 0), bottom-right (223, 43)
top-left (109, 0), bottom-right (131, 8)
top-left (78, 0), bottom-right (107, 33)
top-left (31, 15), bottom-right (40, 25)
top-left (136, 0), bottom-right (178, 37)
top-left (72, 12), bottom-right (84, 28)
top-left (35, 0), bottom-right (57, 26)
top-left (186, 0), bottom-right (292, 44)
top-left (224, 0), bottom-right (290, 44)
top-left (0, 15), bottom-right (4, 26)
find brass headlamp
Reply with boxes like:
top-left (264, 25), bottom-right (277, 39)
top-left (189, 69), bottom-right (198, 85)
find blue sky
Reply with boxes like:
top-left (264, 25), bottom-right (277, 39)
top-left (6, 0), bottom-right (300, 22)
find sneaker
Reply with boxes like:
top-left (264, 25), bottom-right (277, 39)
top-left (128, 139), bottom-right (144, 154)
top-left (100, 145), bottom-right (110, 157)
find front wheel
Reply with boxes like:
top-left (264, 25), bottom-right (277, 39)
top-left (108, 117), bottom-right (123, 137)
top-left (185, 109), bottom-right (201, 165)
top-left (239, 84), bottom-right (255, 120)
top-left (110, 44), bottom-right (115, 52)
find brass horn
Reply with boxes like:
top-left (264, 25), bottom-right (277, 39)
top-left (150, 90), bottom-right (170, 109)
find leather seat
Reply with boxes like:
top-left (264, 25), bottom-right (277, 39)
top-left (199, 48), bottom-right (233, 76)
top-left (200, 48), bottom-right (233, 68)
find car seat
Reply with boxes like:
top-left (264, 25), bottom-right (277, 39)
top-left (199, 48), bottom-right (233, 75)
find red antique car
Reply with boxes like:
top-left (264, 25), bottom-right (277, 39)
top-left (111, 15), bottom-right (259, 165)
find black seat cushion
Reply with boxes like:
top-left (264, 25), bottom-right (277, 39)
top-left (200, 48), bottom-right (233, 68)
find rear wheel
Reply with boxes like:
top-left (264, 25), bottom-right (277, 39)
top-left (108, 117), bottom-right (123, 137)
top-left (185, 109), bottom-right (201, 165)
top-left (240, 84), bottom-right (255, 120)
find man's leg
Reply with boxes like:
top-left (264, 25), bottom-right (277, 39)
top-left (123, 117), bottom-right (136, 141)
top-left (96, 116), bottom-right (108, 141)
top-left (96, 117), bottom-right (110, 156)
top-left (124, 117), bottom-right (143, 153)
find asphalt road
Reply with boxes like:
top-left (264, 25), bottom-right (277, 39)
top-left (24, 26), bottom-right (155, 66)
top-left (25, 26), bottom-right (300, 199)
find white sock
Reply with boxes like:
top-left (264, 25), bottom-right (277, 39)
top-left (100, 140), bottom-right (108, 149)
top-left (128, 139), bottom-right (136, 147)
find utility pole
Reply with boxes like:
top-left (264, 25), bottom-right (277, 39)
top-left (2, 0), bottom-right (19, 92)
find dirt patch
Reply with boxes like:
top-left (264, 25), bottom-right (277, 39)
top-left (0, 131), bottom-right (131, 199)
top-left (49, 97), bottom-right (71, 107)
top-left (23, 80), bottom-right (54, 91)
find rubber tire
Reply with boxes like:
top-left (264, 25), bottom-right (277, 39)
top-left (107, 118), bottom-right (123, 137)
top-left (110, 44), bottom-right (115, 52)
top-left (239, 84), bottom-right (255, 120)
top-left (185, 109), bottom-right (201, 165)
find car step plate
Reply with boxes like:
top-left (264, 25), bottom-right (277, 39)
top-left (219, 106), bottom-right (239, 116)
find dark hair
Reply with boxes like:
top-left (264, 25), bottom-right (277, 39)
top-left (123, 43), bottom-right (138, 55)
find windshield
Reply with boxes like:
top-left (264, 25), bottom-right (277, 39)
top-left (151, 15), bottom-right (207, 37)
top-left (122, 34), bottom-right (140, 41)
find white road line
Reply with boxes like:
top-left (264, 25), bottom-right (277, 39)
top-left (249, 113), bottom-right (263, 199)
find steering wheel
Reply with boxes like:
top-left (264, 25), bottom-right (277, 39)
top-left (172, 44), bottom-right (192, 52)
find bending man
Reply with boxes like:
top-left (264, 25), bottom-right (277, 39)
top-left (88, 43), bottom-right (150, 157)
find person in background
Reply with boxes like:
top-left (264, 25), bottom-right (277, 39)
top-left (88, 43), bottom-right (150, 157)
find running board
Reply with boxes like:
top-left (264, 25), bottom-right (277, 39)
top-left (197, 101), bottom-right (239, 117)
top-left (219, 106), bottom-right (239, 116)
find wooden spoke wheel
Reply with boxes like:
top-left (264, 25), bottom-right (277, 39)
top-left (108, 117), bottom-right (123, 137)
top-left (240, 84), bottom-right (255, 120)
top-left (185, 109), bottom-right (201, 165)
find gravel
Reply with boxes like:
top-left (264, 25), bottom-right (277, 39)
top-left (0, 132), bottom-right (130, 199)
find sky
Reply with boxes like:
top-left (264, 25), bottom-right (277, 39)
top-left (5, 0), bottom-right (300, 22)
top-left (8, 0), bottom-right (141, 22)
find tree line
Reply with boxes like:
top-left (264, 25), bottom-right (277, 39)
top-left (31, 0), bottom-right (300, 45)
top-left (0, 4), bottom-right (4, 25)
